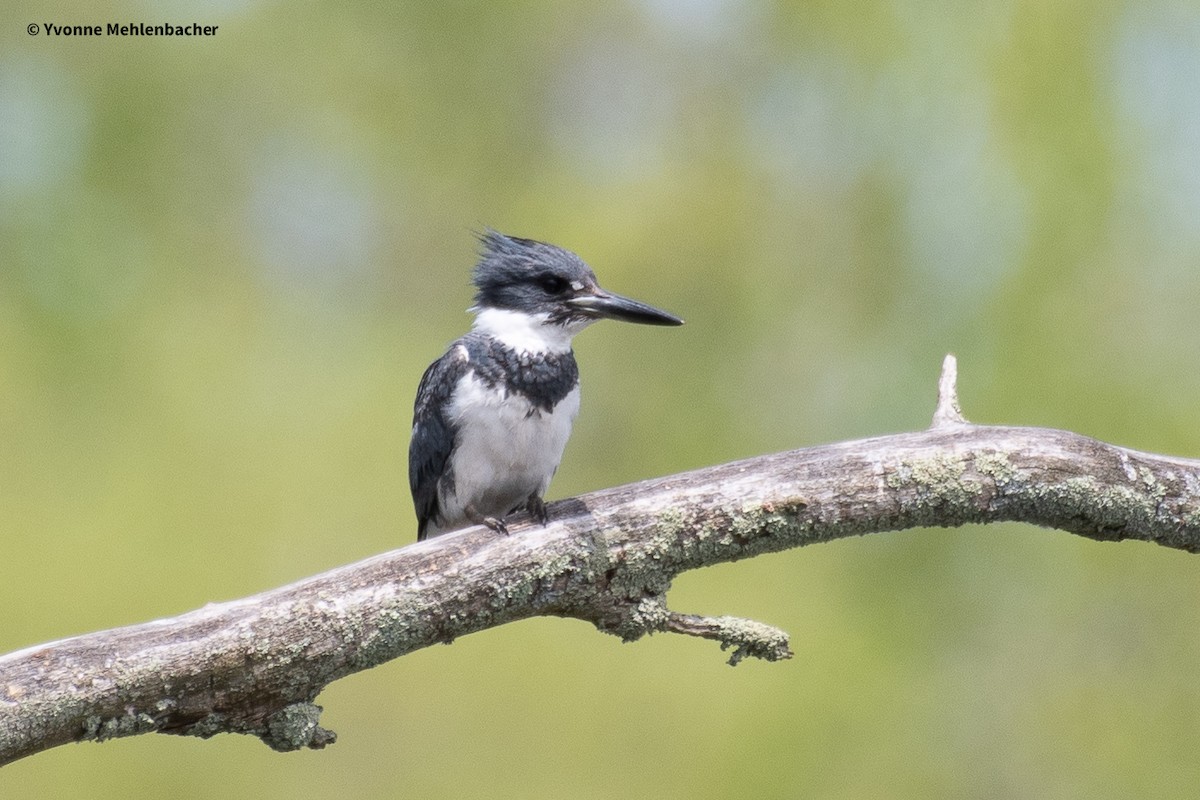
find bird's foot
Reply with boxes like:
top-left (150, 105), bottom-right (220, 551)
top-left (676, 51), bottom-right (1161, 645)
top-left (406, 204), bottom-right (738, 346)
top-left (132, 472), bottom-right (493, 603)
top-left (482, 515), bottom-right (509, 535)
top-left (525, 494), bottom-right (549, 526)
top-left (464, 504), bottom-right (509, 535)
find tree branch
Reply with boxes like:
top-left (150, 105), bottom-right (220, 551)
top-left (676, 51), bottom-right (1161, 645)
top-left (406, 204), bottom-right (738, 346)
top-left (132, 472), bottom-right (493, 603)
top-left (4, 355), bottom-right (1199, 766)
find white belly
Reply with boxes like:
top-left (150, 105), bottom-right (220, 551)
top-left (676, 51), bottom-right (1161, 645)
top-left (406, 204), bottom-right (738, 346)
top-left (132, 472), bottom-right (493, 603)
top-left (441, 375), bottom-right (580, 524)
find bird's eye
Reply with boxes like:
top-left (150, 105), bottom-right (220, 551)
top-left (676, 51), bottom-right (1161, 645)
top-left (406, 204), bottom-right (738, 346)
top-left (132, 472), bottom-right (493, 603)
top-left (538, 274), bottom-right (569, 294)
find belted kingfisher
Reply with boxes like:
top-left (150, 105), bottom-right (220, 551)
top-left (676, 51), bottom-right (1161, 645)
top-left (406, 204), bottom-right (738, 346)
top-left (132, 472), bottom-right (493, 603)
top-left (409, 231), bottom-right (683, 540)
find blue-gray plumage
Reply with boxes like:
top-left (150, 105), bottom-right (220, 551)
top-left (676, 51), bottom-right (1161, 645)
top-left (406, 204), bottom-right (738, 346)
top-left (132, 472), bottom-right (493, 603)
top-left (410, 231), bottom-right (683, 540)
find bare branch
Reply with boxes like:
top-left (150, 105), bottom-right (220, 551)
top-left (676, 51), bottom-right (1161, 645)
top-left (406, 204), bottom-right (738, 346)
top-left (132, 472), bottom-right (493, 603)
top-left (4, 356), bottom-right (1200, 765)
top-left (663, 611), bottom-right (793, 666)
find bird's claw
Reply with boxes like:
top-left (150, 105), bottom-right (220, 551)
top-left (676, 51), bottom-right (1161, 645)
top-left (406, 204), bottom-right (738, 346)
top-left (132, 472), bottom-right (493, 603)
top-left (482, 516), bottom-right (509, 535)
top-left (525, 495), bottom-right (549, 526)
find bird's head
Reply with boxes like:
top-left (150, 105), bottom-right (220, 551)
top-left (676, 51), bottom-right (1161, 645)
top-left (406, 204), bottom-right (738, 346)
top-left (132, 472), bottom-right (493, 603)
top-left (471, 231), bottom-right (684, 330)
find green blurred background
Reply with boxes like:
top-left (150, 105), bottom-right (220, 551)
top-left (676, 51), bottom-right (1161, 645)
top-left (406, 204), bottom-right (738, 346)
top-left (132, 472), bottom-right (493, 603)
top-left (4, 0), bottom-right (1200, 797)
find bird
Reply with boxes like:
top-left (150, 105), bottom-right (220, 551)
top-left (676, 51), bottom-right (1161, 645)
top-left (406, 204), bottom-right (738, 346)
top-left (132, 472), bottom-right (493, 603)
top-left (409, 230), bottom-right (683, 541)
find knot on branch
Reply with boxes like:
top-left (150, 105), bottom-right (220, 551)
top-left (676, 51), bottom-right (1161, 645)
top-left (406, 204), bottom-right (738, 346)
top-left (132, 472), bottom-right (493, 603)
top-left (261, 703), bottom-right (336, 753)
top-left (577, 594), bottom-right (672, 642)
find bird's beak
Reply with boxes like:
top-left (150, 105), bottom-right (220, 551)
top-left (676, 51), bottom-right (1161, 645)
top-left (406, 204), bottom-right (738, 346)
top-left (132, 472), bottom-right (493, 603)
top-left (566, 290), bottom-right (684, 326)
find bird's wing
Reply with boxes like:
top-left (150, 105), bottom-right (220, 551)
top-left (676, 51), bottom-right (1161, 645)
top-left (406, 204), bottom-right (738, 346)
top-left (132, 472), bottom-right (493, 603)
top-left (409, 343), bottom-right (470, 540)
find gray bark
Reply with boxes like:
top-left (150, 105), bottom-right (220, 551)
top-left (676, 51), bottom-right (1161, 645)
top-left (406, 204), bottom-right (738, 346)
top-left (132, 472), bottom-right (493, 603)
top-left (2, 357), bottom-right (1198, 766)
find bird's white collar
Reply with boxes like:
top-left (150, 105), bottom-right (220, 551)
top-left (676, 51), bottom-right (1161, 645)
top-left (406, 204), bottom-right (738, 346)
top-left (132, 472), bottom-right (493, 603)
top-left (471, 307), bottom-right (592, 355)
